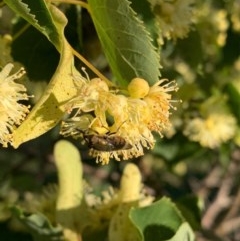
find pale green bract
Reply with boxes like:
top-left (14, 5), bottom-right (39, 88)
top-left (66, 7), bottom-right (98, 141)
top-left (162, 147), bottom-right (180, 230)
top-left (4, 0), bottom-right (77, 147)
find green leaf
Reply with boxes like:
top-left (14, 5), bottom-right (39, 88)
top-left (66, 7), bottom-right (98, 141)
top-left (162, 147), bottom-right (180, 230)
top-left (88, 0), bottom-right (161, 87)
top-left (4, 0), bottom-right (65, 50)
top-left (109, 203), bottom-right (142, 241)
top-left (174, 31), bottom-right (203, 69)
top-left (153, 134), bottom-right (201, 162)
top-left (130, 197), bottom-right (195, 241)
top-left (176, 195), bottom-right (203, 230)
top-left (225, 83), bottom-right (240, 123)
top-left (82, 228), bottom-right (108, 241)
top-left (130, 0), bottom-right (159, 48)
top-left (11, 206), bottom-right (64, 241)
top-left (7, 2), bottom-right (78, 147)
top-left (12, 20), bottom-right (59, 80)
top-left (168, 222), bottom-right (195, 241)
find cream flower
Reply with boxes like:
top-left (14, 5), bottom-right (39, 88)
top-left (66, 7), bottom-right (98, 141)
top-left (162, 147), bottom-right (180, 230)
top-left (230, 0), bottom-right (240, 32)
top-left (184, 93), bottom-right (237, 148)
top-left (83, 164), bottom-right (154, 230)
top-left (196, 3), bottom-right (229, 51)
top-left (183, 113), bottom-right (237, 149)
top-left (21, 185), bottom-right (58, 225)
top-left (0, 63), bottom-right (30, 147)
top-left (61, 72), bottom-right (178, 164)
top-left (148, 0), bottom-right (195, 42)
top-left (144, 79), bottom-right (178, 134)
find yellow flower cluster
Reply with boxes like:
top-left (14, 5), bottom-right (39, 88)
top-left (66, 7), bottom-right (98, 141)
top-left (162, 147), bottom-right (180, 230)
top-left (84, 163), bottom-right (154, 231)
top-left (0, 63), bottom-right (30, 147)
top-left (196, 3), bottom-right (229, 50)
top-left (148, 0), bottom-right (195, 43)
top-left (230, 0), bottom-right (240, 32)
top-left (61, 71), bottom-right (178, 164)
top-left (19, 163), bottom-right (153, 237)
top-left (183, 95), bottom-right (237, 149)
top-left (184, 113), bottom-right (237, 149)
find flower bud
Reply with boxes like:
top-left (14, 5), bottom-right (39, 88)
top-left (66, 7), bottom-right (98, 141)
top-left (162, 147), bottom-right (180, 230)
top-left (128, 78), bottom-right (150, 98)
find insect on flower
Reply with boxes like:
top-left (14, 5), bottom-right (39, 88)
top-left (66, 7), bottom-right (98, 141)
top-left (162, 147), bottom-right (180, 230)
top-left (72, 117), bottom-right (133, 152)
top-left (82, 132), bottom-right (133, 152)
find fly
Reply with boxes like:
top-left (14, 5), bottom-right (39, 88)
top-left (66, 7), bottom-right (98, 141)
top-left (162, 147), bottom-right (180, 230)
top-left (82, 133), bottom-right (132, 152)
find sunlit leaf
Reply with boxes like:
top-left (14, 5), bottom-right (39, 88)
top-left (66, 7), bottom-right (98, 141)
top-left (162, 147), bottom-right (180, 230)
top-left (5, 1), bottom-right (78, 147)
top-left (11, 206), bottom-right (64, 241)
top-left (225, 83), bottom-right (240, 123)
top-left (130, 197), bottom-right (195, 241)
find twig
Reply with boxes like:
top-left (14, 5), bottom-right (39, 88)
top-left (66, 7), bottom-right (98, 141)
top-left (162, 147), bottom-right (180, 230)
top-left (201, 158), bottom-right (239, 229)
top-left (216, 216), bottom-right (240, 236)
top-left (196, 165), bottom-right (222, 199)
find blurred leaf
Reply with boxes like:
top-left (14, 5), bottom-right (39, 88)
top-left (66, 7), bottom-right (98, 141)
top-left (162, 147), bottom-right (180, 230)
top-left (176, 195), bottom-right (203, 230)
top-left (174, 31), bottom-right (203, 69)
top-left (11, 206), bottom-right (64, 241)
top-left (153, 134), bottom-right (201, 162)
top-left (153, 140), bottom-right (180, 161)
top-left (109, 203), bottom-right (142, 241)
top-left (0, 181), bottom-right (19, 222)
top-left (225, 83), bottom-right (240, 123)
top-left (0, 222), bottom-right (32, 241)
top-left (88, 0), bottom-right (161, 87)
top-left (130, 197), bottom-right (195, 241)
top-left (82, 227), bottom-right (108, 241)
top-left (222, 30), bottom-right (240, 66)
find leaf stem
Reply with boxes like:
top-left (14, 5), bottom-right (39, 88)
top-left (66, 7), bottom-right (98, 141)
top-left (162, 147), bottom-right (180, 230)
top-left (12, 23), bottom-right (30, 41)
top-left (52, 0), bottom-right (90, 11)
top-left (71, 47), bottom-right (114, 86)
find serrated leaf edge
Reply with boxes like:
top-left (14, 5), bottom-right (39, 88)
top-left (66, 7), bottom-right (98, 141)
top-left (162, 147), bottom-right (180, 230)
top-left (15, 0), bottom-right (46, 33)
